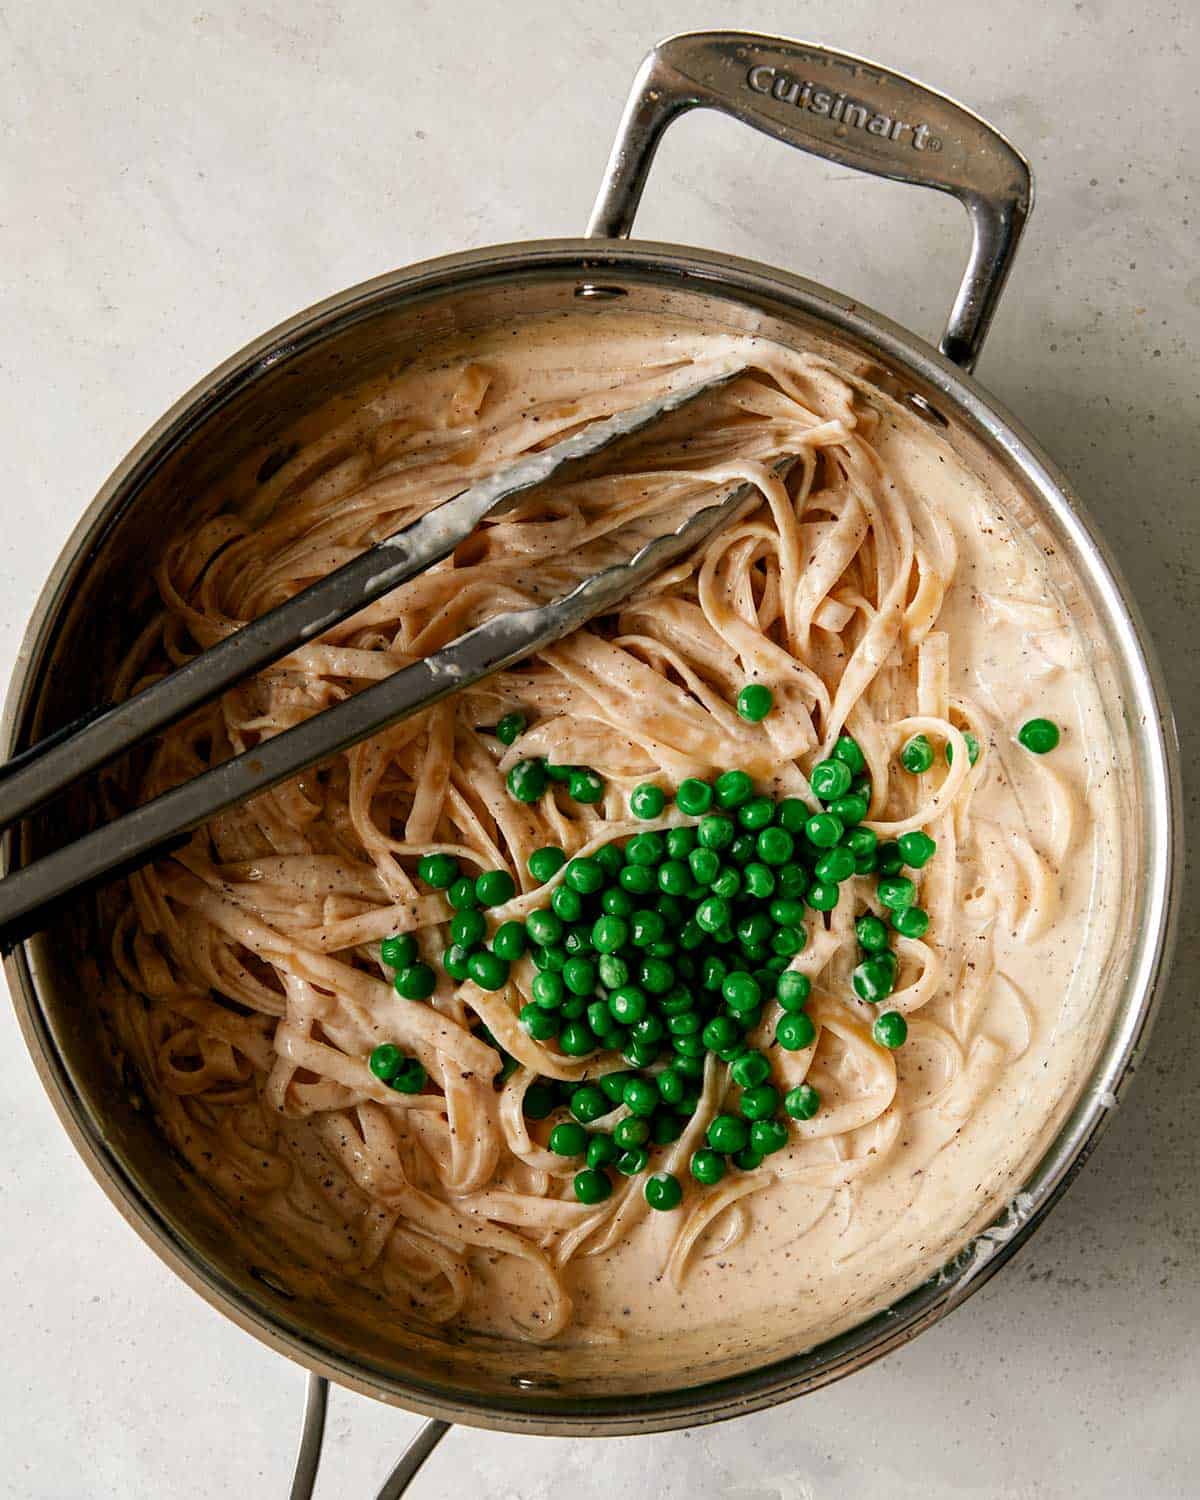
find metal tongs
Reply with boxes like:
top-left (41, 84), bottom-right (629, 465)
top-left (0, 366), bottom-right (776, 947)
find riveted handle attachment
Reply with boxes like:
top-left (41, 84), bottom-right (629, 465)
top-left (588, 31), bottom-right (1033, 371)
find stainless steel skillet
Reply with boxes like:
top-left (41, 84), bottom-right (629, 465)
top-left (2, 29), bottom-right (1180, 1497)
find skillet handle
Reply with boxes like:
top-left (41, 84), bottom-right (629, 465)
top-left (587, 30), bottom-right (1033, 373)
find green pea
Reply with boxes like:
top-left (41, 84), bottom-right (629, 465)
top-left (710, 865), bottom-right (743, 899)
top-left (631, 1014), bottom-right (665, 1046)
top-left (736, 683), bottom-right (773, 722)
top-left (733, 1146), bottom-right (764, 1171)
top-left (700, 955), bottom-right (728, 992)
top-left (507, 759), bottom-right (547, 803)
top-left (667, 1009), bottom-right (702, 1036)
top-left (572, 1167), bottom-right (612, 1204)
top-left (877, 841), bottom-right (904, 876)
top-left (784, 1084), bottom-right (820, 1120)
top-left (528, 852), bottom-right (564, 882)
top-left (877, 875), bottom-right (916, 911)
top-left (560, 995), bottom-right (588, 1020)
top-left (814, 846), bottom-right (855, 883)
top-left (616, 1146), bottom-right (650, 1176)
top-left (701, 1014), bottom-right (741, 1052)
top-left (598, 953), bottom-right (630, 990)
top-left (892, 905), bottom-right (930, 938)
top-left (844, 826), bottom-right (877, 859)
top-left (897, 830), bottom-right (937, 867)
top-left (620, 863), bottom-right (656, 894)
top-left (707, 1114), bottom-right (749, 1154)
top-left (613, 1115), bottom-right (651, 1149)
top-left (558, 1021), bottom-right (595, 1056)
top-left (749, 1117), bottom-right (789, 1155)
top-left (676, 777), bottom-right (713, 816)
top-left (380, 933), bottom-right (418, 970)
top-left (630, 783), bottom-right (666, 819)
top-left (722, 971), bottom-right (761, 1012)
top-left (697, 814), bottom-right (735, 851)
top-left (873, 1010), bottom-right (908, 1049)
top-left (672, 1032), bottom-right (707, 1058)
top-left (739, 1083), bottom-right (779, 1120)
top-left (829, 793), bottom-right (868, 826)
top-left (600, 888), bottom-right (633, 918)
top-left (446, 877), bottom-right (478, 913)
top-left (563, 924), bottom-right (593, 958)
top-left (586, 1133), bottom-right (619, 1169)
top-left (549, 1121), bottom-right (587, 1156)
top-left (442, 944), bottom-right (472, 981)
top-left (592, 914), bottom-right (630, 954)
top-left (769, 926), bottom-right (805, 958)
top-left (756, 826), bottom-right (794, 866)
top-left (639, 957), bottom-right (675, 995)
top-left (495, 712), bottom-right (527, 746)
top-left (394, 962), bottom-right (437, 1000)
top-left (657, 859), bottom-right (690, 896)
top-left (852, 954), bottom-right (897, 1003)
top-left (595, 842), bottom-right (624, 878)
top-left (525, 909), bottom-right (563, 948)
top-left (690, 1148), bottom-right (727, 1186)
top-left (679, 919), bottom-right (706, 951)
top-left (545, 762), bottom-right (574, 783)
top-left (776, 972), bottom-right (811, 1012)
top-left (563, 857), bottom-right (602, 896)
top-left (810, 758), bottom-right (852, 801)
top-left (644, 1172), bottom-right (684, 1211)
top-left (608, 985), bottom-right (647, 1025)
top-left (519, 1003), bottom-right (558, 1040)
top-left (523, 1081), bottom-right (557, 1119)
top-left (776, 1012), bottom-right (816, 1051)
top-left (599, 1071), bottom-right (633, 1103)
top-left (551, 885), bottom-right (583, 922)
top-left (673, 1053), bottom-right (705, 1080)
top-left (805, 880), bottom-right (839, 911)
top-left (368, 1043), bottom-right (402, 1082)
top-left (450, 909), bottom-right (486, 948)
top-left (855, 914), bottom-right (889, 951)
top-left (656, 1067), bottom-right (688, 1105)
top-left (417, 853), bottom-right (458, 889)
top-left (775, 798), bottom-right (808, 833)
top-left (562, 957), bottom-right (597, 996)
top-left (714, 769), bottom-right (754, 809)
top-left (664, 826), bottom-right (695, 860)
top-left (946, 731), bottom-right (982, 765)
top-left (570, 1084), bottom-right (610, 1123)
top-left (623, 1076), bottom-right (659, 1117)
top-left (587, 1000), bottom-right (615, 1037)
top-left (531, 970), bottom-right (564, 1009)
top-left (776, 863), bottom-right (809, 900)
top-left (741, 862), bottom-right (775, 900)
top-left (569, 768), bottom-right (605, 804)
top-left (655, 892), bottom-right (686, 925)
top-left (626, 832), bottom-right (664, 867)
top-left (730, 1051), bottom-right (771, 1089)
top-left (467, 950), bottom-right (510, 992)
top-left (687, 846), bottom-right (720, 885)
top-left (805, 812), bottom-right (843, 848)
top-left (900, 735), bottom-right (934, 774)
top-left (390, 1058), bottom-right (427, 1094)
top-left (729, 832), bottom-right (758, 865)
top-left (474, 869), bottom-right (515, 908)
top-left (738, 796), bottom-right (775, 830)
top-left (832, 735), bottom-right (866, 774)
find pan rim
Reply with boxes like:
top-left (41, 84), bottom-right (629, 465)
top-left (2, 237), bottom-right (1181, 1435)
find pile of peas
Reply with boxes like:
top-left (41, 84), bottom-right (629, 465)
top-left (367, 711), bottom-right (1061, 1212)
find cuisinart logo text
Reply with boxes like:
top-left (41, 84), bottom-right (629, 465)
top-left (746, 65), bottom-right (943, 151)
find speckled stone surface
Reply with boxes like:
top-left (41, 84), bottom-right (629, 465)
top-left (1, 3), bottom-right (1196, 1496)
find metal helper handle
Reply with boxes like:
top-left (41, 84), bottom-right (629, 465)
top-left (587, 30), bottom-right (1033, 371)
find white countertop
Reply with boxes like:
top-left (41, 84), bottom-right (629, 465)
top-left (2, 2), bottom-right (1197, 1496)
